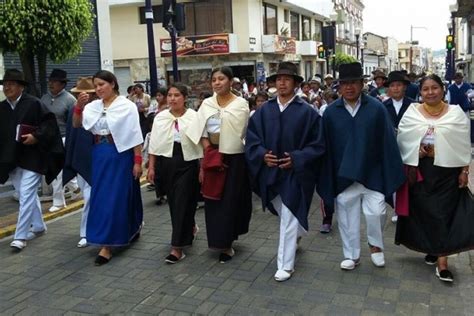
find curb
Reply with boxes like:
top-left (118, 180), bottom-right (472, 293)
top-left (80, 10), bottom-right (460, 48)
top-left (0, 177), bottom-right (149, 240)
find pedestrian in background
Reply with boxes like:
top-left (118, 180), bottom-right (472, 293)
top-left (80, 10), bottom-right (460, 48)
top-left (147, 83), bottom-right (202, 264)
top-left (64, 77), bottom-right (97, 248)
top-left (396, 74), bottom-right (474, 283)
top-left (447, 72), bottom-right (473, 114)
top-left (130, 83), bottom-right (151, 137)
top-left (41, 69), bottom-right (78, 212)
top-left (369, 70), bottom-right (389, 102)
top-left (318, 62), bottom-right (405, 271)
top-left (246, 61), bottom-right (325, 282)
top-left (73, 70), bottom-right (144, 265)
top-left (188, 66), bottom-right (252, 263)
top-left (0, 69), bottom-right (64, 251)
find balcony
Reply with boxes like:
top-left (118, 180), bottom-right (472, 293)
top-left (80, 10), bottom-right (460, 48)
top-left (262, 35), bottom-right (296, 54)
top-left (298, 40), bottom-right (318, 56)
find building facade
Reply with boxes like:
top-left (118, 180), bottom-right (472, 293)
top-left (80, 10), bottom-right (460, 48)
top-left (333, 0), bottom-right (364, 57)
top-left (110, 0), bottom-right (330, 98)
top-left (451, 0), bottom-right (474, 82)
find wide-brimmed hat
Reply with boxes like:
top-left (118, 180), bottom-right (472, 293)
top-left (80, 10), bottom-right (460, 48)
top-left (337, 62), bottom-right (365, 82)
top-left (372, 69), bottom-right (387, 80)
top-left (0, 69), bottom-right (28, 85)
top-left (71, 76), bottom-right (95, 93)
top-left (385, 71), bottom-right (410, 86)
top-left (267, 62), bottom-right (304, 83)
top-left (48, 69), bottom-right (68, 82)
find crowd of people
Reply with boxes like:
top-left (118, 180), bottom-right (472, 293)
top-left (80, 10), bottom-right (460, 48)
top-left (1, 60), bottom-right (473, 284)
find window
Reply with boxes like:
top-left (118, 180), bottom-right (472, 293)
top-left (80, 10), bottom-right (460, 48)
top-left (302, 16), bottom-right (311, 40)
top-left (290, 11), bottom-right (299, 40)
top-left (262, 3), bottom-right (277, 35)
top-left (181, 0), bottom-right (232, 36)
top-left (138, 5), bottom-right (163, 24)
top-left (313, 20), bottom-right (322, 41)
top-left (284, 9), bottom-right (289, 23)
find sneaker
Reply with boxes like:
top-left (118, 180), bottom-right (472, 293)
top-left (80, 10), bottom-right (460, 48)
top-left (370, 252), bottom-right (385, 267)
top-left (48, 205), bottom-right (65, 212)
top-left (319, 224), bottom-right (332, 234)
top-left (25, 229), bottom-right (46, 241)
top-left (435, 267), bottom-right (454, 282)
top-left (340, 258), bottom-right (360, 270)
top-left (77, 238), bottom-right (88, 248)
top-left (391, 215), bottom-right (398, 223)
top-left (274, 269), bottom-right (294, 282)
top-left (424, 254), bottom-right (438, 265)
top-left (10, 240), bottom-right (27, 251)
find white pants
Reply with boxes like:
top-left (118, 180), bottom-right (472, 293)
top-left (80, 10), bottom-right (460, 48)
top-left (77, 175), bottom-right (91, 238)
top-left (335, 182), bottom-right (386, 260)
top-left (9, 168), bottom-right (46, 240)
top-left (51, 137), bottom-right (78, 207)
top-left (271, 196), bottom-right (306, 271)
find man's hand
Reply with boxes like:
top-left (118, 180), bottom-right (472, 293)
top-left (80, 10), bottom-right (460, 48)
top-left (147, 168), bottom-right (155, 184)
top-left (21, 134), bottom-right (38, 145)
top-left (264, 150), bottom-right (279, 167)
top-left (278, 152), bottom-right (293, 169)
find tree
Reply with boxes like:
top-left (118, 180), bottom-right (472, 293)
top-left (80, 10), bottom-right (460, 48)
top-left (0, 0), bottom-right (94, 96)
top-left (334, 53), bottom-right (358, 70)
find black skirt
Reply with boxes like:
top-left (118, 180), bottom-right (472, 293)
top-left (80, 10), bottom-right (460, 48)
top-left (204, 153), bottom-right (252, 249)
top-left (157, 143), bottom-right (199, 248)
top-left (395, 157), bottom-right (474, 256)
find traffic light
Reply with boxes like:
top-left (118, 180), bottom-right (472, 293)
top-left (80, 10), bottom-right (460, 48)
top-left (318, 45), bottom-right (326, 59)
top-left (446, 35), bottom-right (454, 50)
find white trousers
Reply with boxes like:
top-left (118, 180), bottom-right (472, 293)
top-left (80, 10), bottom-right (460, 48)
top-left (271, 195), bottom-right (306, 271)
top-left (9, 168), bottom-right (46, 240)
top-left (76, 175), bottom-right (91, 238)
top-left (335, 182), bottom-right (386, 260)
top-left (51, 137), bottom-right (78, 207)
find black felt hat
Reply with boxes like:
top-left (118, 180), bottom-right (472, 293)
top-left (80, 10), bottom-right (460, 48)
top-left (337, 62), bottom-right (365, 82)
top-left (267, 62), bottom-right (304, 83)
top-left (0, 69), bottom-right (28, 85)
top-left (48, 68), bottom-right (69, 82)
top-left (385, 71), bottom-right (410, 86)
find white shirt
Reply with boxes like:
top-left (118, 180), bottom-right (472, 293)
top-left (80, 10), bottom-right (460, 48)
top-left (202, 112), bottom-right (221, 136)
top-left (277, 94), bottom-right (297, 112)
top-left (343, 96), bottom-right (362, 117)
top-left (392, 98), bottom-right (404, 115)
top-left (7, 94), bottom-right (22, 110)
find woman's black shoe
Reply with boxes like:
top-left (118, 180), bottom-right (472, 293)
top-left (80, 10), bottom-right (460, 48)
top-left (436, 267), bottom-right (454, 282)
top-left (94, 255), bottom-right (111, 266)
top-left (219, 248), bottom-right (235, 263)
top-left (424, 254), bottom-right (438, 265)
top-left (165, 253), bottom-right (186, 264)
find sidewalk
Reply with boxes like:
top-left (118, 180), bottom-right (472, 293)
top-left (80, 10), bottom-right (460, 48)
top-left (0, 188), bottom-right (473, 315)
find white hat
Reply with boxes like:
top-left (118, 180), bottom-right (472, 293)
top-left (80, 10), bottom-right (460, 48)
top-left (324, 74), bottom-right (333, 80)
top-left (309, 76), bottom-right (321, 84)
top-left (233, 77), bottom-right (241, 83)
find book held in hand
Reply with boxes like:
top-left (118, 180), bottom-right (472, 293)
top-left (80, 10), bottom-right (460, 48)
top-left (16, 124), bottom-right (38, 142)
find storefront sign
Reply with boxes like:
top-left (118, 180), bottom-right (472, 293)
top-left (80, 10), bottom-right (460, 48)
top-left (262, 35), bottom-right (296, 54)
top-left (160, 34), bottom-right (230, 57)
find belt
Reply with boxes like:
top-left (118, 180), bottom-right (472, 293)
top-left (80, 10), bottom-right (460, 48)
top-left (94, 134), bottom-right (114, 144)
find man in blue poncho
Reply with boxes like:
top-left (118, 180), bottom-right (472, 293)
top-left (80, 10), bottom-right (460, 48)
top-left (245, 62), bottom-right (325, 282)
top-left (318, 62), bottom-right (405, 271)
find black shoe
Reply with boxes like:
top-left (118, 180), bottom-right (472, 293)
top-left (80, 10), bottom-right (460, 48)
top-left (165, 253), bottom-right (186, 264)
top-left (425, 254), bottom-right (438, 265)
top-left (94, 255), bottom-right (111, 266)
top-left (219, 248), bottom-right (235, 263)
top-left (436, 267), bottom-right (454, 282)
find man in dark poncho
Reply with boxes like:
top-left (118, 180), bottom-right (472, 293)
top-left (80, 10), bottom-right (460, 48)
top-left (318, 62), bottom-right (405, 271)
top-left (0, 69), bottom-right (64, 251)
top-left (245, 62), bottom-right (325, 282)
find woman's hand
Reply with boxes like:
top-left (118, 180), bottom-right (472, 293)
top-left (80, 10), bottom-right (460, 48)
top-left (76, 92), bottom-right (90, 109)
top-left (458, 171), bottom-right (469, 188)
top-left (147, 168), bottom-right (155, 184)
top-left (133, 163), bottom-right (142, 180)
top-left (418, 145), bottom-right (428, 158)
top-left (21, 134), bottom-right (38, 145)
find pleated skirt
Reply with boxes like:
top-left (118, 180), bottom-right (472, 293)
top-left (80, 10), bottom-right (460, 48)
top-left (87, 143), bottom-right (143, 246)
top-left (395, 157), bottom-right (474, 256)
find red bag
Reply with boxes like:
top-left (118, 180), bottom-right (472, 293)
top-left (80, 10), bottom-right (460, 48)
top-left (201, 146), bottom-right (227, 200)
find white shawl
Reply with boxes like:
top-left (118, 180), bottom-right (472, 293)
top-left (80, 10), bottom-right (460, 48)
top-left (187, 94), bottom-right (249, 154)
top-left (82, 96), bottom-right (143, 153)
top-left (397, 103), bottom-right (471, 167)
top-left (148, 109), bottom-right (203, 161)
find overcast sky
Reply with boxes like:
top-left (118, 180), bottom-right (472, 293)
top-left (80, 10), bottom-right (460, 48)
top-left (289, 0), bottom-right (454, 50)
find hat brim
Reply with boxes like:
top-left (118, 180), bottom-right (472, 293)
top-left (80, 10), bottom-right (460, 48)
top-left (267, 73), bottom-right (304, 84)
top-left (385, 79), bottom-right (410, 87)
top-left (49, 77), bottom-right (69, 82)
top-left (71, 87), bottom-right (95, 93)
top-left (337, 76), bottom-right (365, 82)
top-left (0, 79), bottom-right (28, 86)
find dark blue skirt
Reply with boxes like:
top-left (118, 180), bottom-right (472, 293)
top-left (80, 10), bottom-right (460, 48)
top-left (87, 143), bottom-right (143, 246)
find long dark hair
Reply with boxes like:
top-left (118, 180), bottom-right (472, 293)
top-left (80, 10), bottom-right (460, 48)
top-left (93, 70), bottom-right (119, 95)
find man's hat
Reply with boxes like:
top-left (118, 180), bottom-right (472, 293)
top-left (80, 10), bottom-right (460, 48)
top-left (407, 72), bottom-right (417, 79)
top-left (0, 69), bottom-right (28, 86)
top-left (385, 71), bottom-right (410, 86)
top-left (267, 62), bottom-right (304, 83)
top-left (309, 76), bottom-right (321, 84)
top-left (372, 69), bottom-right (387, 80)
top-left (324, 74), bottom-right (334, 80)
top-left (337, 62), bottom-right (365, 82)
top-left (71, 76), bottom-right (95, 93)
top-left (48, 68), bottom-right (68, 82)
top-left (233, 77), bottom-right (241, 83)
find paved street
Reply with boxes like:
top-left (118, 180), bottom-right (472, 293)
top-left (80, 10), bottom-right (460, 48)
top-left (0, 187), bottom-right (473, 315)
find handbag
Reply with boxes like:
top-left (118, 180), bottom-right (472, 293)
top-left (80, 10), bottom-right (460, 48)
top-left (201, 146), bottom-right (227, 200)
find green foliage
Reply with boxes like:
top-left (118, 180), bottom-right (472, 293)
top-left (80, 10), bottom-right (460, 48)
top-left (334, 53), bottom-right (357, 69)
top-left (0, 0), bottom-right (94, 62)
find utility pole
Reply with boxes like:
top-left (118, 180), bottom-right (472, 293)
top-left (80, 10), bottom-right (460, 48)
top-left (164, 0), bottom-right (180, 82)
top-left (145, 0), bottom-right (158, 96)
